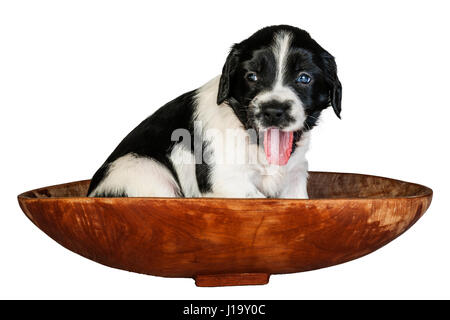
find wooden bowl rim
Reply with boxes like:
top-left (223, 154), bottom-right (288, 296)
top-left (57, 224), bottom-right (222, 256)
top-left (17, 171), bottom-right (433, 202)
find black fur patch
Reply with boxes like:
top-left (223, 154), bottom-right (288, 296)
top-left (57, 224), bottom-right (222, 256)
top-left (196, 141), bottom-right (213, 193)
top-left (290, 130), bottom-right (304, 154)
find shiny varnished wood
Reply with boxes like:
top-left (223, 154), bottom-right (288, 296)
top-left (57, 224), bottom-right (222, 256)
top-left (17, 172), bottom-right (432, 287)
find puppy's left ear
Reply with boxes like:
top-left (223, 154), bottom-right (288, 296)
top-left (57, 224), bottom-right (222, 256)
top-left (217, 46), bottom-right (240, 105)
top-left (321, 51), bottom-right (342, 119)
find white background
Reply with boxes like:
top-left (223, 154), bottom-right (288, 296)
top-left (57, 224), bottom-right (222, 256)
top-left (1, 0), bottom-right (449, 299)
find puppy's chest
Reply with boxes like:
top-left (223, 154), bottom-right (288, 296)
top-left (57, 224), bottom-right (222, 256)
top-left (243, 142), bottom-right (288, 197)
top-left (205, 132), bottom-right (307, 197)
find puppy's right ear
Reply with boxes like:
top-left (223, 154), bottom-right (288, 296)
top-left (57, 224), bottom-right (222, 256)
top-left (217, 46), bottom-right (240, 105)
top-left (321, 51), bottom-right (342, 119)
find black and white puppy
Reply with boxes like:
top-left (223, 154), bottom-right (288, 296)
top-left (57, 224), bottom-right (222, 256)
top-left (87, 25), bottom-right (342, 198)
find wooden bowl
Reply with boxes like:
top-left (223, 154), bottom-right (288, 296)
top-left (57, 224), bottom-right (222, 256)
top-left (17, 172), bottom-right (432, 287)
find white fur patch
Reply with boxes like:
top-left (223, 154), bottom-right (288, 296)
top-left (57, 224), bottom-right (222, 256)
top-left (194, 76), bottom-right (244, 132)
top-left (272, 31), bottom-right (293, 89)
top-left (89, 153), bottom-right (181, 197)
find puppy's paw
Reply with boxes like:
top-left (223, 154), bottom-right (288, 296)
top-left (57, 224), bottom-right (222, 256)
top-left (246, 191), bottom-right (266, 198)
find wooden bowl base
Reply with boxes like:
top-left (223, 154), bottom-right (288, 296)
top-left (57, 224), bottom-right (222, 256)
top-left (194, 273), bottom-right (270, 287)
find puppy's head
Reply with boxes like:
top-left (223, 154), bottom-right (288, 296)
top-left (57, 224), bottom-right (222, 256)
top-left (217, 25), bottom-right (342, 165)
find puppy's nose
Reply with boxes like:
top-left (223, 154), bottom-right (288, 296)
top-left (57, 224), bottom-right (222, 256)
top-left (263, 108), bottom-right (285, 121)
top-left (260, 100), bottom-right (291, 124)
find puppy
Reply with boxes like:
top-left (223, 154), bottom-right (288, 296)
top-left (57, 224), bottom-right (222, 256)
top-left (87, 25), bottom-right (342, 198)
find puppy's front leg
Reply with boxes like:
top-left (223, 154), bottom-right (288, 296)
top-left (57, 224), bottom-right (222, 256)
top-left (278, 169), bottom-right (309, 199)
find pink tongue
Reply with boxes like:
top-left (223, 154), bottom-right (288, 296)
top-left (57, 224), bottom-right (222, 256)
top-left (263, 129), bottom-right (294, 165)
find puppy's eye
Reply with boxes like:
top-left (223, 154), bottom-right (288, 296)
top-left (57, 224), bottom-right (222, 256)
top-left (295, 73), bottom-right (312, 84)
top-left (246, 72), bottom-right (258, 82)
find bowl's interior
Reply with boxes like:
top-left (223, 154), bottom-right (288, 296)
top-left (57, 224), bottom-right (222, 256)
top-left (20, 172), bottom-right (431, 200)
top-left (306, 172), bottom-right (430, 199)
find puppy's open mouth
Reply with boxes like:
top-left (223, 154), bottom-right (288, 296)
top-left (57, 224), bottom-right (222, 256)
top-left (263, 128), bottom-right (294, 166)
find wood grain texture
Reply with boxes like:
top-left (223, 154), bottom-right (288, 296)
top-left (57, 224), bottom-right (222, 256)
top-left (17, 172), bottom-right (432, 287)
top-left (195, 273), bottom-right (270, 287)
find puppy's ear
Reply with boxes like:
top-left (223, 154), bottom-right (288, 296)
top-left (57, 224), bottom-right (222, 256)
top-left (321, 51), bottom-right (342, 119)
top-left (217, 46), bottom-right (240, 105)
